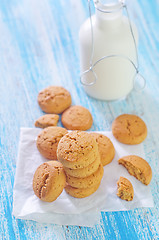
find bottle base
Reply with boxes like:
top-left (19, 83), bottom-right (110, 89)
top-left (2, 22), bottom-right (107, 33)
top-left (83, 89), bottom-right (132, 101)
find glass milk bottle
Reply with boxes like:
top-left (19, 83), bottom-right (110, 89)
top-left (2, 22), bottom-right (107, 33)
top-left (79, 0), bottom-right (138, 100)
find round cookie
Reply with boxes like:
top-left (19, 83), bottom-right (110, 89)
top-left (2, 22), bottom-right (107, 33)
top-left (33, 161), bottom-right (66, 202)
top-left (117, 177), bottom-right (134, 201)
top-left (36, 126), bottom-right (68, 160)
top-left (35, 114), bottom-right (59, 128)
top-left (61, 105), bottom-right (93, 130)
top-left (38, 86), bottom-right (71, 114)
top-left (57, 131), bottom-right (100, 169)
top-left (64, 154), bottom-right (100, 178)
top-left (65, 182), bottom-right (101, 198)
top-left (112, 114), bottom-right (147, 144)
top-left (66, 163), bottom-right (104, 188)
top-left (90, 133), bottom-right (115, 166)
top-left (118, 155), bottom-right (152, 185)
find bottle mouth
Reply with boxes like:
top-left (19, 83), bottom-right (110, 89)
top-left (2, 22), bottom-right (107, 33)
top-left (94, 0), bottom-right (124, 13)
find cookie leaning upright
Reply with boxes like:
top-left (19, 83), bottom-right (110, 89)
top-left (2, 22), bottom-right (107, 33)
top-left (112, 114), bottom-right (147, 144)
top-left (61, 105), bottom-right (93, 130)
top-left (36, 126), bottom-right (67, 160)
top-left (33, 161), bottom-right (66, 202)
top-left (38, 86), bottom-right (72, 114)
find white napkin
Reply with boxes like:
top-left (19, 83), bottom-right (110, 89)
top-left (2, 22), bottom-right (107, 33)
top-left (13, 128), bottom-right (154, 227)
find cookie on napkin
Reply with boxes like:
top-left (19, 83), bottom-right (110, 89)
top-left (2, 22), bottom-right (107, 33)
top-left (117, 177), bottom-right (134, 201)
top-left (36, 126), bottom-right (67, 160)
top-left (90, 133), bottom-right (115, 166)
top-left (118, 155), bottom-right (152, 185)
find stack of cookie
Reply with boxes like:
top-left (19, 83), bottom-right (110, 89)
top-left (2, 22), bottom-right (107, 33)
top-left (57, 131), bottom-right (104, 198)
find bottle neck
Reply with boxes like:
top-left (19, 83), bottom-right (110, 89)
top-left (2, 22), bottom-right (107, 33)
top-left (95, 2), bottom-right (123, 29)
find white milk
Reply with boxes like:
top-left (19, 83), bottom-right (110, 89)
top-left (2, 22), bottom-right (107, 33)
top-left (79, 1), bottom-right (138, 100)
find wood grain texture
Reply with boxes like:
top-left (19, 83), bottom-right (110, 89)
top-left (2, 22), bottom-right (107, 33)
top-left (0, 0), bottom-right (159, 239)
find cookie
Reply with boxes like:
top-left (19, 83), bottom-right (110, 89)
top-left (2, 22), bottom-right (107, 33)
top-left (65, 182), bottom-right (100, 198)
top-left (57, 131), bottom-right (99, 169)
top-left (36, 126), bottom-right (68, 160)
top-left (118, 155), bottom-right (152, 185)
top-left (38, 86), bottom-right (71, 114)
top-left (63, 154), bottom-right (100, 178)
top-left (65, 163), bottom-right (104, 188)
top-left (33, 161), bottom-right (66, 202)
top-left (61, 105), bottom-right (93, 130)
top-left (35, 114), bottom-right (59, 128)
top-left (90, 133), bottom-right (115, 166)
top-left (112, 114), bottom-right (147, 144)
top-left (117, 177), bottom-right (134, 201)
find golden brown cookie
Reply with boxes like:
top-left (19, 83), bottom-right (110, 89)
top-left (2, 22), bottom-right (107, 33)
top-left (57, 131), bottom-right (99, 169)
top-left (36, 126), bottom-right (68, 160)
top-left (35, 114), bottom-right (59, 128)
top-left (66, 163), bottom-right (104, 188)
top-left (65, 182), bottom-right (101, 198)
top-left (33, 161), bottom-right (66, 202)
top-left (112, 114), bottom-right (147, 144)
top-left (38, 86), bottom-right (71, 114)
top-left (118, 155), bottom-right (152, 185)
top-left (61, 105), bottom-right (93, 130)
top-left (90, 133), bottom-right (115, 166)
top-left (117, 177), bottom-right (134, 201)
top-left (64, 154), bottom-right (100, 178)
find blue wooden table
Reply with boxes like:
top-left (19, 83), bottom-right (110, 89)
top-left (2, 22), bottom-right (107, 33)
top-left (0, 0), bottom-right (159, 239)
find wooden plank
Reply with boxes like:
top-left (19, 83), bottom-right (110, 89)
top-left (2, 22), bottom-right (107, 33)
top-left (0, 0), bottom-right (158, 239)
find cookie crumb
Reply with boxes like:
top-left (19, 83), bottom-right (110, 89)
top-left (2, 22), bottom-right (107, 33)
top-left (117, 177), bottom-right (134, 201)
top-left (35, 114), bottom-right (59, 128)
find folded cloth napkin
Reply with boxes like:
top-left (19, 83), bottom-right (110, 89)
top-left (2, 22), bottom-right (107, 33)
top-left (13, 128), bottom-right (154, 227)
